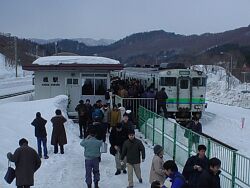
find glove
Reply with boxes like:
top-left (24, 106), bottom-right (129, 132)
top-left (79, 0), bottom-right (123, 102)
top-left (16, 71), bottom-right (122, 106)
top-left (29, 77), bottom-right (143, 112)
top-left (7, 152), bottom-right (12, 159)
top-left (120, 161), bottom-right (124, 166)
top-left (141, 159), bottom-right (145, 162)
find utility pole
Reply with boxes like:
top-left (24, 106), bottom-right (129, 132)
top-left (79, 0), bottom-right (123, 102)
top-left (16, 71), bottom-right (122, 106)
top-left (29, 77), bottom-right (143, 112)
top-left (14, 37), bottom-right (18, 77)
top-left (55, 42), bottom-right (57, 55)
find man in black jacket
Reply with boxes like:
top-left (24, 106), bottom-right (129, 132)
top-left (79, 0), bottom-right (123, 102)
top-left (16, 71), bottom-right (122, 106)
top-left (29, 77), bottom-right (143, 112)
top-left (75, 100), bottom-right (88, 138)
top-left (182, 144), bottom-right (209, 188)
top-left (31, 112), bottom-right (48, 159)
top-left (121, 129), bottom-right (145, 188)
top-left (197, 157), bottom-right (221, 188)
top-left (109, 123), bottom-right (128, 175)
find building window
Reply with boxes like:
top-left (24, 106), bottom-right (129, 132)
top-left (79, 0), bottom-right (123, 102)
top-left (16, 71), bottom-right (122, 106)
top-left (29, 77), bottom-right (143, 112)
top-left (67, 78), bottom-right (72, 85)
top-left (73, 79), bottom-right (78, 85)
top-left (53, 77), bottom-right (58, 82)
top-left (43, 77), bottom-right (49, 82)
top-left (95, 79), bottom-right (107, 95)
top-left (82, 78), bottom-right (94, 95)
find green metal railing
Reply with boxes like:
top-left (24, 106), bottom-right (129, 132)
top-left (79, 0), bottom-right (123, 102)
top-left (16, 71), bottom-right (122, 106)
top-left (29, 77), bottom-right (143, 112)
top-left (138, 106), bottom-right (250, 188)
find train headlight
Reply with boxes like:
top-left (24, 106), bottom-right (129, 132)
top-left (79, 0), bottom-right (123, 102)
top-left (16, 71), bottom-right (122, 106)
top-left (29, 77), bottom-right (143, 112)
top-left (194, 105), bottom-right (202, 110)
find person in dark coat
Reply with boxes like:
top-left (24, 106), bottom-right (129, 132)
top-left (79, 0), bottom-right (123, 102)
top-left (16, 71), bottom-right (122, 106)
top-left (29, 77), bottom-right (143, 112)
top-left (121, 113), bottom-right (134, 133)
top-left (75, 100), bottom-right (88, 139)
top-left (7, 138), bottom-right (41, 188)
top-left (197, 157), bottom-right (221, 188)
top-left (31, 112), bottom-right (48, 159)
top-left (182, 144), bottom-right (209, 188)
top-left (51, 109), bottom-right (67, 154)
top-left (121, 129), bottom-right (145, 188)
top-left (186, 117), bottom-right (202, 149)
top-left (85, 99), bottom-right (93, 123)
top-left (109, 123), bottom-right (128, 175)
top-left (155, 88), bottom-right (168, 118)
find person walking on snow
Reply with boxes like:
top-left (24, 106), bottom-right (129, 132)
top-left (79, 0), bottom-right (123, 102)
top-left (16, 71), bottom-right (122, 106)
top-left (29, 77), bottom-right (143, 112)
top-left (31, 112), bottom-right (49, 159)
top-left (109, 123), bottom-right (128, 175)
top-left (121, 129), bottom-right (145, 188)
top-left (149, 145), bottom-right (165, 184)
top-left (7, 138), bottom-right (41, 188)
top-left (75, 100), bottom-right (88, 138)
top-left (51, 109), bottom-right (67, 154)
top-left (80, 128), bottom-right (102, 188)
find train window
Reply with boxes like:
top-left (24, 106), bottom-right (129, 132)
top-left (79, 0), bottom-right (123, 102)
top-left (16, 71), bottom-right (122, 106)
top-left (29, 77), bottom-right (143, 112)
top-left (192, 77), bottom-right (206, 87)
top-left (95, 74), bottom-right (107, 77)
top-left (81, 74), bottom-right (94, 77)
top-left (95, 79), bottom-right (107, 95)
top-left (160, 77), bottom-right (176, 86)
top-left (43, 77), bottom-right (49, 82)
top-left (82, 79), bottom-right (94, 95)
top-left (180, 79), bottom-right (189, 89)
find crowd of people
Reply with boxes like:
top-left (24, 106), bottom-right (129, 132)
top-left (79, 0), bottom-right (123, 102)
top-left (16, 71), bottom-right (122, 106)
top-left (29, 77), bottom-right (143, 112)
top-left (5, 96), bottom-right (221, 188)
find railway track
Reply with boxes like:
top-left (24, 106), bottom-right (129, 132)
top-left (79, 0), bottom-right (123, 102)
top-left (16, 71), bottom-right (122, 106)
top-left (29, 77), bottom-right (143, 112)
top-left (0, 89), bottom-right (34, 100)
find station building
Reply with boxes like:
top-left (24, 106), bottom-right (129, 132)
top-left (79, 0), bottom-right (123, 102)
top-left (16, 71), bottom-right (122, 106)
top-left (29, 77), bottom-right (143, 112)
top-left (23, 55), bottom-right (123, 114)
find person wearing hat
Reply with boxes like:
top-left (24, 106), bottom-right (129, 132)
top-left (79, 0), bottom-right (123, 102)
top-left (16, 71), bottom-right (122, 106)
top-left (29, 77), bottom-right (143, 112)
top-left (149, 145), bottom-right (166, 184)
top-left (109, 122), bottom-right (128, 175)
top-left (121, 129), bottom-right (145, 188)
top-left (7, 138), bottom-right (41, 188)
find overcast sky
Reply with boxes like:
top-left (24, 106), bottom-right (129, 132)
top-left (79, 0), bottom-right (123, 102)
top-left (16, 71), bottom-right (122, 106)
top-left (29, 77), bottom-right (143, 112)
top-left (1, 0), bottom-right (250, 40)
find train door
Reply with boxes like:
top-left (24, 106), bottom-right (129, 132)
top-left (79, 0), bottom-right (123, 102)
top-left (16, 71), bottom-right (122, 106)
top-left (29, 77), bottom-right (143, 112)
top-left (177, 77), bottom-right (192, 112)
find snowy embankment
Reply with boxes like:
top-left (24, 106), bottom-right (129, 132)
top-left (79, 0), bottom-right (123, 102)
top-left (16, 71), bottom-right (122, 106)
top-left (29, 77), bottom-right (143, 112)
top-left (0, 95), bottom-right (155, 188)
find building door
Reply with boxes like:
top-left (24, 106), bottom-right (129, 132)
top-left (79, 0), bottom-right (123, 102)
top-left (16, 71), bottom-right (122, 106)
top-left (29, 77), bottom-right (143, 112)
top-left (66, 78), bottom-right (80, 112)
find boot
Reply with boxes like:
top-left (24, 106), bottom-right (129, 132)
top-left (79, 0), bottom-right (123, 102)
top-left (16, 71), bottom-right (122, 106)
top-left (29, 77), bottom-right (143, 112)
top-left (115, 169), bottom-right (121, 175)
top-left (94, 182), bottom-right (99, 188)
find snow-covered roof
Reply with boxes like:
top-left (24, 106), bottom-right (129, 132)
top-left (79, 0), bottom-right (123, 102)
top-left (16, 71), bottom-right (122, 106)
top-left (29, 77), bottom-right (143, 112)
top-left (33, 56), bottom-right (120, 65)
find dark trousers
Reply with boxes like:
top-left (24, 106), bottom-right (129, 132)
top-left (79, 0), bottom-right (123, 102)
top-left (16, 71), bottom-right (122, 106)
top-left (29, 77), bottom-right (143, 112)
top-left (85, 157), bottom-right (100, 185)
top-left (79, 119), bottom-right (87, 138)
top-left (17, 186), bottom-right (30, 188)
top-left (54, 145), bottom-right (64, 154)
top-left (157, 103), bottom-right (168, 118)
top-left (37, 137), bottom-right (48, 157)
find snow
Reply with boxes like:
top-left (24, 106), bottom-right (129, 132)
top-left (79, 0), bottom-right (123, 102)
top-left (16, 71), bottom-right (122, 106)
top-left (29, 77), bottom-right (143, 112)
top-left (33, 56), bottom-right (120, 65)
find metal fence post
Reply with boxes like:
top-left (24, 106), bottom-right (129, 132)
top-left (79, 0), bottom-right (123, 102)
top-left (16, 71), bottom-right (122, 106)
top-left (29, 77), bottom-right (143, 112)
top-left (188, 130), bottom-right (192, 157)
top-left (162, 118), bottom-right (165, 150)
top-left (231, 151), bottom-right (237, 188)
top-left (173, 123), bottom-right (177, 160)
top-left (145, 109), bottom-right (148, 139)
top-left (207, 138), bottom-right (211, 159)
top-left (152, 116), bottom-right (155, 146)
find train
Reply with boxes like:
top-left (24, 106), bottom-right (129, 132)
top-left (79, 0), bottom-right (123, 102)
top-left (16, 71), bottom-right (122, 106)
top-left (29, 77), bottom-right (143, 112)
top-left (111, 64), bottom-right (207, 122)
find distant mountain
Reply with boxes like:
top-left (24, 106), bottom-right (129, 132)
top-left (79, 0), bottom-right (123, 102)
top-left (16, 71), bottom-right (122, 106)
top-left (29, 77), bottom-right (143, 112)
top-left (30, 38), bottom-right (115, 46)
top-left (71, 38), bottom-right (115, 46)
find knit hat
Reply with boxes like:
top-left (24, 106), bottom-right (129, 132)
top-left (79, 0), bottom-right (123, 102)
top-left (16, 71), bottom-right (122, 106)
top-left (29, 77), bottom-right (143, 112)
top-left (154, 145), bottom-right (163, 155)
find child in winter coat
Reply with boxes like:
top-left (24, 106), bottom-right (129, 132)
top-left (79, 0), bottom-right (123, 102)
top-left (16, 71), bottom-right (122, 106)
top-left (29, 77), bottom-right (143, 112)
top-left (149, 145), bottom-right (165, 184)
